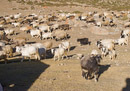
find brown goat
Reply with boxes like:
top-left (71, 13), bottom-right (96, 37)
top-left (12, 37), bottom-right (27, 46)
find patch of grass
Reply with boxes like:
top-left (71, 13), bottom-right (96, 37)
top-left (72, 11), bottom-right (82, 14)
top-left (19, 7), bottom-right (28, 10)
top-left (16, 0), bottom-right (25, 4)
top-left (57, 10), bottom-right (70, 14)
top-left (12, 8), bottom-right (17, 10)
top-left (27, 1), bottom-right (34, 5)
top-left (31, 6), bottom-right (35, 10)
top-left (120, 16), bottom-right (128, 21)
top-left (8, 0), bottom-right (12, 2)
top-left (8, 0), bottom-right (130, 11)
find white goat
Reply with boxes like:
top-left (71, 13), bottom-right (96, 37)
top-left (13, 13), bottom-right (21, 19)
top-left (4, 29), bottom-right (15, 35)
top-left (59, 41), bottom-right (70, 52)
top-left (108, 49), bottom-right (116, 60)
top-left (95, 21), bottom-right (102, 27)
top-left (38, 24), bottom-right (51, 32)
top-left (30, 21), bottom-right (39, 28)
top-left (25, 43), bottom-right (46, 59)
top-left (97, 39), bottom-right (115, 49)
top-left (16, 46), bottom-right (40, 62)
top-left (42, 32), bottom-right (53, 39)
top-left (20, 26), bottom-right (32, 32)
top-left (31, 43), bottom-right (46, 59)
top-left (12, 22), bottom-right (20, 27)
top-left (101, 42), bottom-right (115, 57)
top-left (51, 23), bottom-right (59, 30)
top-left (97, 39), bottom-right (116, 59)
top-left (115, 36), bottom-right (128, 45)
top-left (124, 22), bottom-right (130, 28)
top-left (30, 29), bottom-right (41, 38)
top-left (51, 47), bottom-right (66, 61)
top-left (121, 29), bottom-right (130, 38)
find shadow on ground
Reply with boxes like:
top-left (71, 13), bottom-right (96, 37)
top-left (70, 46), bottom-right (76, 51)
top-left (98, 64), bottom-right (111, 80)
top-left (122, 78), bottom-right (130, 91)
top-left (0, 58), bottom-right (50, 91)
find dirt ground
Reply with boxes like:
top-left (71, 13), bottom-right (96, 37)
top-left (0, 0), bottom-right (130, 91)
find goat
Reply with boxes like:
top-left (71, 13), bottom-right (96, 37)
top-left (0, 51), bottom-right (7, 64)
top-left (53, 30), bottom-right (69, 41)
top-left (58, 24), bottom-right (70, 30)
top-left (2, 45), bottom-right (13, 58)
top-left (16, 46), bottom-right (40, 62)
top-left (30, 29), bottom-right (41, 38)
top-left (43, 41), bottom-right (53, 49)
top-left (11, 22), bottom-right (20, 27)
top-left (42, 32), bottom-right (53, 40)
top-left (4, 29), bottom-right (15, 35)
top-left (13, 13), bottom-right (21, 19)
top-left (121, 29), bottom-right (130, 38)
top-left (0, 31), bottom-right (9, 42)
top-left (38, 24), bottom-right (51, 32)
top-left (80, 54), bottom-right (102, 82)
top-left (115, 36), bottom-right (128, 46)
top-left (20, 26), bottom-right (32, 33)
top-left (0, 42), bottom-right (5, 46)
top-left (51, 47), bottom-right (66, 61)
top-left (59, 41), bottom-right (70, 52)
top-left (124, 22), bottom-right (130, 28)
top-left (12, 37), bottom-right (27, 46)
top-left (77, 38), bottom-right (90, 46)
top-left (97, 39), bottom-right (116, 59)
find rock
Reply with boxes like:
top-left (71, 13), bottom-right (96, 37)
top-left (63, 70), bottom-right (69, 73)
top-left (67, 75), bottom-right (71, 78)
top-left (58, 63), bottom-right (64, 66)
top-left (52, 78), bottom-right (56, 80)
top-left (9, 84), bottom-right (15, 88)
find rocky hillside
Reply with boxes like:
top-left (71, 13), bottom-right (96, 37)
top-left (8, 0), bottom-right (130, 11)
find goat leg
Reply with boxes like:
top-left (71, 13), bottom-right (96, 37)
top-left (82, 70), bottom-right (86, 78)
top-left (94, 69), bottom-right (99, 82)
top-left (94, 72), bottom-right (99, 82)
top-left (29, 57), bottom-right (31, 62)
top-left (54, 55), bottom-right (56, 61)
top-left (21, 56), bottom-right (24, 62)
top-left (85, 72), bottom-right (90, 80)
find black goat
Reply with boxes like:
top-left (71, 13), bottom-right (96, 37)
top-left (77, 38), bottom-right (91, 46)
top-left (80, 54), bottom-right (102, 82)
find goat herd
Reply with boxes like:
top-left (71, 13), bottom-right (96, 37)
top-left (0, 10), bottom-right (130, 82)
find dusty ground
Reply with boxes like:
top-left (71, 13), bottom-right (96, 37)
top-left (0, 0), bottom-right (130, 91)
